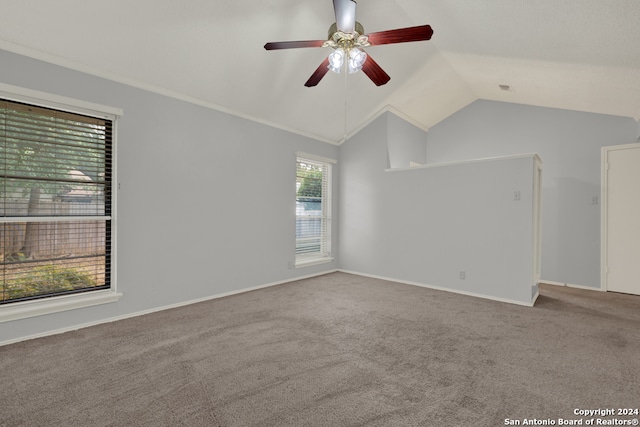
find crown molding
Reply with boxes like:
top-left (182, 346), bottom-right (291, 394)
top-left (340, 105), bottom-right (430, 145)
top-left (0, 41), bottom-right (338, 146)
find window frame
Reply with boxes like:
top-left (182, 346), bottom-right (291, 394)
top-left (295, 152), bottom-right (335, 268)
top-left (0, 83), bottom-right (122, 323)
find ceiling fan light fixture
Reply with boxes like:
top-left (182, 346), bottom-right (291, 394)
top-left (328, 48), bottom-right (345, 73)
top-left (347, 47), bottom-right (367, 73)
top-left (264, 1), bottom-right (433, 86)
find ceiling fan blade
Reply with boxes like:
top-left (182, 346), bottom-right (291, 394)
top-left (304, 58), bottom-right (331, 87)
top-left (361, 55), bottom-right (390, 86)
top-left (366, 25), bottom-right (433, 46)
top-left (333, 0), bottom-right (357, 33)
top-left (264, 40), bottom-right (326, 50)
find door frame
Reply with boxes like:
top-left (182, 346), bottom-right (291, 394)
top-left (601, 142), bottom-right (640, 291)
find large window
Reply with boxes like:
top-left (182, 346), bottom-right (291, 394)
top-left (295, 154), bottom-right (334, 267)
top-left (1, 97), bottom-right (113, 307)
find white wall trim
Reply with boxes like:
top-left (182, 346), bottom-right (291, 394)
top-left (531, 290), bottom-right (540, 306)
top-left (339, 105), bottom-right (430, 146)
top-left (538, 280), bottom-right (604, 291)
top-left (532, 158), bottom-right (543, 285)
top-left (0, 291), bottom-right (123, 324)
top-left (339, 269), bottom-right (537, 307)
top-left (341, 107), bottom-right (388, 144)
top-left (385, 106), bottom-right (431, 134)
top-left (0, 40), bottom-right (336, 146)
top-left (0, 82), bottom-right (122, 119)
top-left (539, 280), bottom-right (565, 287)
top-left (601, 142), bottom-right (640, 292)
top-left (602, 145), bottom-right (609, 292)
top-left (295, 152), bottom-right (337, 164)
top-left (0, 84), bottom-right (121, 324)
top-left (565, 282), bottom-right (603, 291)
top-left (385, 153), bottom-right (543, 172)
top-left (0, 270), bottom-right (337, 347)
top-left (295, 257), bottom-right (335, 269)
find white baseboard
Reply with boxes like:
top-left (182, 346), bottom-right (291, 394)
top-left (531, 290), bottom-right (540, 305)
top-left (0, 269), bottom-right (338, 347)
top-left (338, 269), bottom-right (537, 307)
top-left (538, 280), bottom-right (604, 292)
top-left (539, 280), bottom-right (565, 287)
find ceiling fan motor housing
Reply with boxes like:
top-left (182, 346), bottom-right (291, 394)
top-left (328, 21), bottom-right (365, 39)
top-left (326, 21), bottom-right (369, 51)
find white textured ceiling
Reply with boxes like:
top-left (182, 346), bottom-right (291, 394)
top-left (1, 0), bottom-right (639, 143)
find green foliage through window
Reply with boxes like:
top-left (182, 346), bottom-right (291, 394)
top-left (1, 265), bottom-right (97, 301)
top-left (296, 162), bottom-right (323, 199)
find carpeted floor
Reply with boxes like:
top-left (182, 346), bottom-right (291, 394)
top-left (1, 272), bottom-right (639, 426)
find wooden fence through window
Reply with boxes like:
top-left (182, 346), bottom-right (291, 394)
top-left (1, 199), bottom-right (106, 260)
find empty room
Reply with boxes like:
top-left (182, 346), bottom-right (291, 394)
top-left (1, 1), bottom-right (640, 426)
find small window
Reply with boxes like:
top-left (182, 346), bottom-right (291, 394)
top-left (295, 154), bottom-right (333, 267)
top-left (1, 98), bottom-right (113, 305)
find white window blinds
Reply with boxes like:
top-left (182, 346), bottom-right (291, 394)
top-left (296, 156), bottom-right (332, 264)
top-left (1, 99), bottom-right (112, 304)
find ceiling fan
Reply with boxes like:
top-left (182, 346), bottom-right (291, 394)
top-left (264, 0), bottom-right (433, 87)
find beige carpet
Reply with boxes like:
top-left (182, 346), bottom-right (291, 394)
top-left (1, 272), bottom-right (639, 426)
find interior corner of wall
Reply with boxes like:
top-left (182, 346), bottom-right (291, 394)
top-left (382, 113), bottom-right (392, 169)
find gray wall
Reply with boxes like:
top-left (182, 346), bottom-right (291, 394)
top-left (426, 100), bottom-right (638, 288)
top-left (339, 112), bottom-right (537, 305)
top-left (386, 113), bottom-right (427, 168)
top-left (2, 48), bottom-right (637, 342)
top-left (0, 49), bottom-right (338, 343)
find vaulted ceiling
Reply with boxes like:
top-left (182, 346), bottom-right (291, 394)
top-left (1, 0), bottom-right (639, 144)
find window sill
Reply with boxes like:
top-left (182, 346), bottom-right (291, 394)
top-left (295, 257), bottom-right (334, 268)
top-left (0, 290), bottom-right (122, 323)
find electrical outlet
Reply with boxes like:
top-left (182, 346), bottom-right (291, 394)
top-left (591, 196), bottom-right (599, 205)
top-left (459, 271), bottom-right (466, 280)
top-left (513, 191), bottom-right (521, 201)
